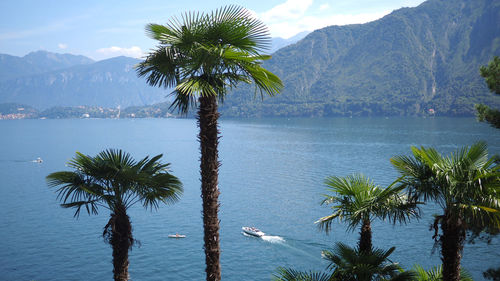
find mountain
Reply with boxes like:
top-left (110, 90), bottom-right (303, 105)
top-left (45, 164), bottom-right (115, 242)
top-left (270, 31), bottom-right (310, 53)
top-left (0, 50), bottom-right (94, 82)
top-left (0, 55), bottom-right (167, 109)
top-left (221, 0), bottom-right (500, 117)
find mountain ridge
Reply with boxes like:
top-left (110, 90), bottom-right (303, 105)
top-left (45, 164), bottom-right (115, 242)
top-left (220, 0), bottom-right (500, 117)
top-left (0, 55), bottom-right (167, 109)
top-left (1, 0), bottom-right (499, 117)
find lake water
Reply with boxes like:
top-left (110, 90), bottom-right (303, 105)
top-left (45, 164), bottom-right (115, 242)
top-left (0, 117), bottom-right (498, 280)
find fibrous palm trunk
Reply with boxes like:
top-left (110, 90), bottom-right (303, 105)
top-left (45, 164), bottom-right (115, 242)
top-left (198, 95), bottom-right (221, 281)
top-left (106, 206), bottom-right (133, 281)
top-left (359, 219), bottom-right (372, 253)
top-left (441, 213), bottom-right (465, 281)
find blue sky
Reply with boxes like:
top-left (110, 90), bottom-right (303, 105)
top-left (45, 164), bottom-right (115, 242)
top-left (0, 0), bottom-right (425, 60)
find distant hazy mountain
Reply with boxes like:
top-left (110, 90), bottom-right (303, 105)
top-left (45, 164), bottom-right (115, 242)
top-left (0, 50), bottom-right (94, 82)
top-left (1, 0), bottom-right (499, 117)
top-left (221, 0), bottom-right (500, 117)
top-left (270, 31), bottom-right (310, 53)
top-left (0, 55), bottom-right (167, 109)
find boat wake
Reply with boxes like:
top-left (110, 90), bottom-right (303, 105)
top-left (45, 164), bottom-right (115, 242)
top-left (242, 232), bottom-right (285, 243)
top-left (261, 235), bottom-right (285, 243)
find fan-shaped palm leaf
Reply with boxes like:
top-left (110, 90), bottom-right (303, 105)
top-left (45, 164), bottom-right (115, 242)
top-left (412, 264), bottom-right (473, 281)
top-left (391, 141), bottom-right (500, 281)
top-left (47, 149), bottom-right (182, 281)
top-left (316, 174), bottom-right (420, 252)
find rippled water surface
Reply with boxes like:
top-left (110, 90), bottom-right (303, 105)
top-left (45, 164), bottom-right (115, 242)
top-left (0, 117), bottom-right (498, 280)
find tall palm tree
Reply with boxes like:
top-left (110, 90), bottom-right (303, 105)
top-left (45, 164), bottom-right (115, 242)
top-left (273, 243), bottom-right (416, 281)
top-left (391, 141), bottom-right (500, 281)
top-left (316, 174), bottom-right (419, 253)
top-left (136, 6), bottom-right (282, 281)
top-left (46, 149), bottom-right (183, 281)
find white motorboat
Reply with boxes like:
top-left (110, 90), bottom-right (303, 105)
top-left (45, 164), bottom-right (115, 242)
top-left (168, 234), bottom-right (186, 238)
top-left (242, 226), bottom-right (265, 237)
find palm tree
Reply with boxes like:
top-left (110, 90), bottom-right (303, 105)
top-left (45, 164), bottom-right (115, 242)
top-left (136, 6), bottom-right (282, 281)
top-left (391, 141), bottom-right (500, 281)
top-left (273, 243), bottom-right (415, 281)
top-left (412, 265), bottom-right (473, 281)
top-left (316, 174), bottom-right (419, 253)
top-left (46, 149), bottom-right (183, 281)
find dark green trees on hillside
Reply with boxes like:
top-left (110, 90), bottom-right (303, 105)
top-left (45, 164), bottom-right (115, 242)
top-left (47, 149), bottom-right (182, 281)
top-left (391, 142), bottom-right (500, 281)
top-left (136, 6), bottom-right (282, 281)
top-left (481, 56), bottom-right (500, 94)
top-left (476, 56), bottom-right (500, 128)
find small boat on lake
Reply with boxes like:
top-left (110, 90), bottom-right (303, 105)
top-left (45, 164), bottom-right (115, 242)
top-left (242, 226), bottom-right (265, 237)
top-left (168, 234), bottom-right (186, 238)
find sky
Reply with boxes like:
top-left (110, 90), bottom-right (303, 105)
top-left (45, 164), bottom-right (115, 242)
top-left (0, 0), bottom-right (426, 61)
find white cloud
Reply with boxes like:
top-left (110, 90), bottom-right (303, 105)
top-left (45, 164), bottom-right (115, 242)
top-left (258, 0), bottom-right (392, 39)
top-left (96, 46), bottom-right (143, 59)
top-left (319, 4), bottom-right (330, 11)
top-left (260, 0), bottom-right (313, 22)
top-left (58, 43), bottom-right (68, 49)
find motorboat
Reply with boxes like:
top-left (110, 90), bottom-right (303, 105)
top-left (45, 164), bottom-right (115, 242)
top-left (168, 234), bottom-right (186, 238)
top-left (242, 226), bottom-right (265, 237)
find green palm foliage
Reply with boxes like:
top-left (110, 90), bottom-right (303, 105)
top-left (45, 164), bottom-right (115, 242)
top-left (273, 268), bottom-right (334, 281)
top-left (136, 5), bottom-right (282, 113)
top-left (273, 243), bottom-right (415, 281)
top-left (324, 243), bottom-right (415, 281)
top-left (316, 174), bottom-right (419, 252)
top-left (47, 149), bottom-right (182, 281)
top-left (391, 141), bottom-right (500, 281)
top-left (412, 265), bottom-right (473, 281)
top-left (136, 6), bottom-right (282, 281)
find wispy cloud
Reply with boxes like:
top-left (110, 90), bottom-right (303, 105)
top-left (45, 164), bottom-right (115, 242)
top-left (0, 22), bottom-right (66, 41)
top-left (96, 46), bottom-right (143, 59)
top-left (0, 15), bottom-right (89, 41)
top-left (58, 43), bottom-right (68, 49)
top-left (319, 4), bottom-right (330, 11)
top-left (257, 0), bottom-right (416, 39)
top-left (261, 0), bottom-right (313, 22)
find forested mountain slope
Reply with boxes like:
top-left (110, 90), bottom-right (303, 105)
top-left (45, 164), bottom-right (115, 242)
top-left (221, 0), bottom-right (500, 117)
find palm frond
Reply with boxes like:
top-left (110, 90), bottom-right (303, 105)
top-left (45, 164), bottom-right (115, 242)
top-left (273, 267), bottom-right (333, 281)
top-left (411, 264), bottom-right (474, 281)
top-left (323, 243), bottom-right (411, 280)
top-left (317, 173), bottom-right (420, 235)
top-left (137, 5), bottom-right (282, 114)
top-left (47, 149), bottom-right (183, 216)
top-left (392, 142), bottom-right (500, 243)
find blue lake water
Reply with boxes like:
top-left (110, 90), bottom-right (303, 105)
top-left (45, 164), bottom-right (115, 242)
top-left (0, 117), bottom-right (498, 280)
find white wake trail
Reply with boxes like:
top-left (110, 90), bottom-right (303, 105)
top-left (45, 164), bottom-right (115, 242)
top-left (261, 235), bottom-right (285, 243)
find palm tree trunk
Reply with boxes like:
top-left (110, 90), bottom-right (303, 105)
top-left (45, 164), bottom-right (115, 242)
top-left (441, 213), bottom-right (465, 281)
top-left (198, 95), bottom-right (221, 281)
top-left (107, 206), bottom-right (133, 281)
top-left (359, 219), bottom-right (372, 253)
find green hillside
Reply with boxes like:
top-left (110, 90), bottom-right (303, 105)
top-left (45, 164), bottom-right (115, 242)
top-left (220, 0), bottom-right (500, 117)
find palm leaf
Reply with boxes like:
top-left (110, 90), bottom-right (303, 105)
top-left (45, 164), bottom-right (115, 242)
top-left (136, 5), bottom-right (283, 113)
top-left (47, 149), bottom-right (183, 216)
top-left (273, 267), bottom-right (333, 281)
